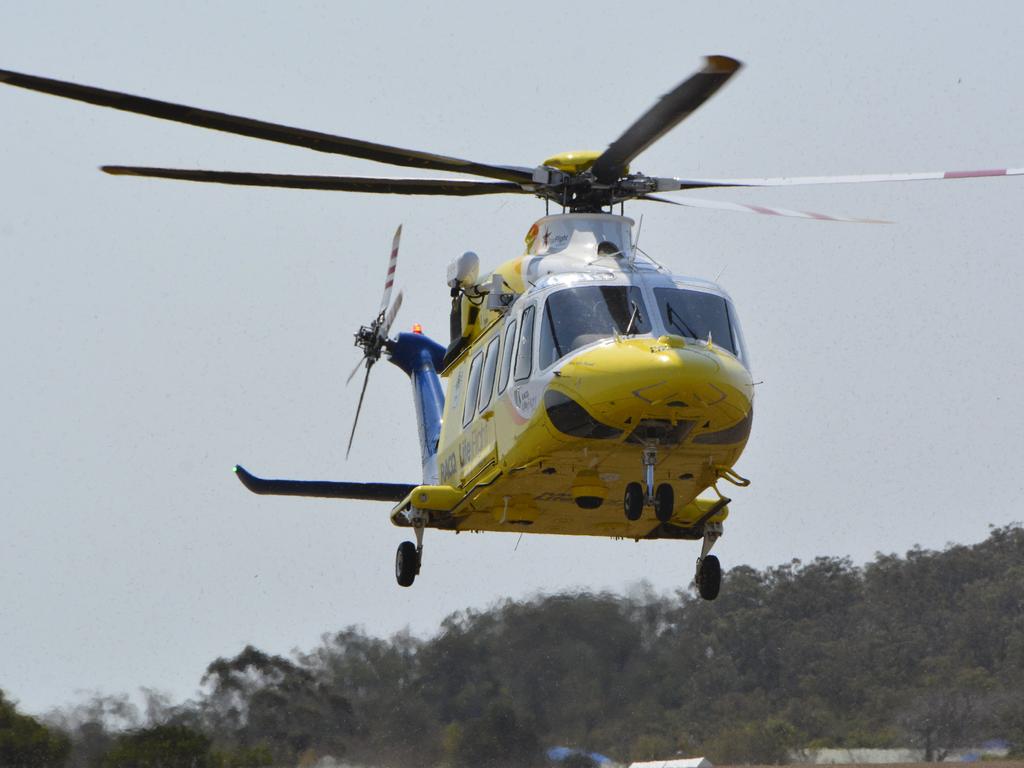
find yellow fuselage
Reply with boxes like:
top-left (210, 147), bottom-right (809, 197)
top-left (392, 213), bottom-right (753, 541)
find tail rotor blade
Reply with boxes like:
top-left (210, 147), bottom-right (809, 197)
top-left (345, 356), bottom-right (366, 386)
top-left (346, 226), bottom-right (405, 458)
top-left (346, 364), bottom-right (373, 459)
top-left (383, 290), bottom-right (404, 336)
top-left (379, 224), bottom-right (402, 315)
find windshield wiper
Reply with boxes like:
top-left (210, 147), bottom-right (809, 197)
top-left (624, 301), bottom-right (642, 335)
top-left (545, 304), bottom-right (564, 358)
top-left (666, 303), bottom-right (699, 339)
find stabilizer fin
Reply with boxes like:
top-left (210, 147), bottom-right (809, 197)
top-left (234, 465), bottom-right (414, 502)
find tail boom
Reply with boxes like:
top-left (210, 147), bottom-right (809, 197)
top-left (387, 331), bottom-right (446, 484)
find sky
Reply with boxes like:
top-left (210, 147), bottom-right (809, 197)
top-left (2, 1), bottom-right (1023, 715)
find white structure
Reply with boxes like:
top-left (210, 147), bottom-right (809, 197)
top-left (792, 743), bottom-right (1011, 764)
top-left (791, 749), bottom-right (924, 764)
top-left (629, 759), bottom-right (713, 768)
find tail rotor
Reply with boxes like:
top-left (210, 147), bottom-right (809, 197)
top-left (346, 225), bottom-right (404, 458)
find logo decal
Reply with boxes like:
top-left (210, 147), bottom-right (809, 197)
top-left (512, 385), bottom-right (537, 415)
top-left (525, 223), bottom-right (539, 251)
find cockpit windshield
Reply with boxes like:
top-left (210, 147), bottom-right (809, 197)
top-left (654, 287), bottom-right (739, 357)
top-left (655, 288), bottom-right (737, 358)
top-left (538, 285), bottom-right (649, 369)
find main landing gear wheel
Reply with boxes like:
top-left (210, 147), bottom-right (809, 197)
top-left (696, 554), bottom-right (721, 601)
top-left (396, 509), bottom-right (427, 587)
top-left (395, 540), bottom-right (418, 587)
top-left (624, 482), bottom-right (644, 521)
top-left (654, 483), bottom-right (674, 523)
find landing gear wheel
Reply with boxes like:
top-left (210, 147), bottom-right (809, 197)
top-left (697, 554), bottom-right (721, 601)
top-left (654, 483), bottom-right (674, 523)
top-left (624, 482), bottom-right (644, 521)
top-left (395, 541), bottom-right (418, 587)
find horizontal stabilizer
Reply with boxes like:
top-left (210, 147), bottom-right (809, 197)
top-left (234, 465), bottom-right (414, 502)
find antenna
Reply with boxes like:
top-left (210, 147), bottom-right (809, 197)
top-left (630, 214), bottom-right (644, 267)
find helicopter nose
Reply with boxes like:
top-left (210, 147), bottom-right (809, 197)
top-left (544, 336), bottom-right (753, 443)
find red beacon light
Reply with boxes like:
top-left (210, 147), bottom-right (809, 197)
top-left (412, 323), bottom-right (423, 334)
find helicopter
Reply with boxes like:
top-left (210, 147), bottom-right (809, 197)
top-left (3, 56), bottom-right (1022, 596)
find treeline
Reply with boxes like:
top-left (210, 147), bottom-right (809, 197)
top-left (3, 524), bottom-right (1023, 767)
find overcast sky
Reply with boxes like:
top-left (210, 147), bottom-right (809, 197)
top-left (2, 1), bottom-right (1023, 715)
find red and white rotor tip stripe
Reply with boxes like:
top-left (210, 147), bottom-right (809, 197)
top-left (669, 166), bottom-right (1024, 189)
top-left (669, 196), bottom-right (889, 223)
top-left (380, 224), bottom-right (401, 315)
top-left (654, 167), bottom-right (1024, 222)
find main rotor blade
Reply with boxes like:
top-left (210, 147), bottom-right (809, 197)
top-left (643, 194), bottom-right (889, 223)
top-left (346, 364), bottom-right (373, 460)
top-left (0, 68), bottom-right (534, 183)
top-left (658, 166), bottom-right (1024, 190)
top-left (380, 225), bottom-right (401, 315)
top-left (101, 166), bottom-right (531, 195)
top-left (591, 56), bottom-right (742, 184)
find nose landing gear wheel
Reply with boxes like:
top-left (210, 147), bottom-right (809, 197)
top-left (654, 483), bottom-right (674, 523)
top-left (395, 540), bottom-right (418, 587)
top-left (696, 554), bottom-right (721, 601)
top-left (624, 482), bottom-right (644, 521)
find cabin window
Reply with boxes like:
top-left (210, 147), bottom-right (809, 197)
top-left (514, 306), bottom-right (535, 382)
top-left (478, 336), bottom-right (501, 413)
top-left (497, 319), bottom-right (517, 395)
top-left (538, 285), bottom-right (650, 369)
top-left (462, 352), bottom-right (484, 427)
top-left (654, 288), bottom-right (737, 356)
top-left (725, 300), bottom-right (749, 366)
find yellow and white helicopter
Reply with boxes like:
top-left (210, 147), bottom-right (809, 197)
top-left (3, 56), bottom-right (1022, 596)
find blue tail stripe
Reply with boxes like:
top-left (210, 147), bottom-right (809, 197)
top-left (388, 331), bottom-right (446, 484)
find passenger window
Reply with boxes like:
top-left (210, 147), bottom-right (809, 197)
top-left (514, 306), bottom-right (535, 382)
top-left (462, 353), bottom-right (483, 427)
top-left (478, 337), bottom-right (501, 413)
top-left (497, 319), bottom-right (517, 395)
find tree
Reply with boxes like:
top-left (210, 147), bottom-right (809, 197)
top-left (898, 666), bottom-right (997, 761)
top-left (0, 690), bottom-right (71, 768)
top-left (702, 717), bottom-right (798, 765)
top-left (102, 724), bottom-right (211, 768)
top-left (33, 524), bottom-right (1022, 768)
top-left (447, 702), bottom-right (540, 768)
top-left (201, 644), bottom-right (355, 763)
